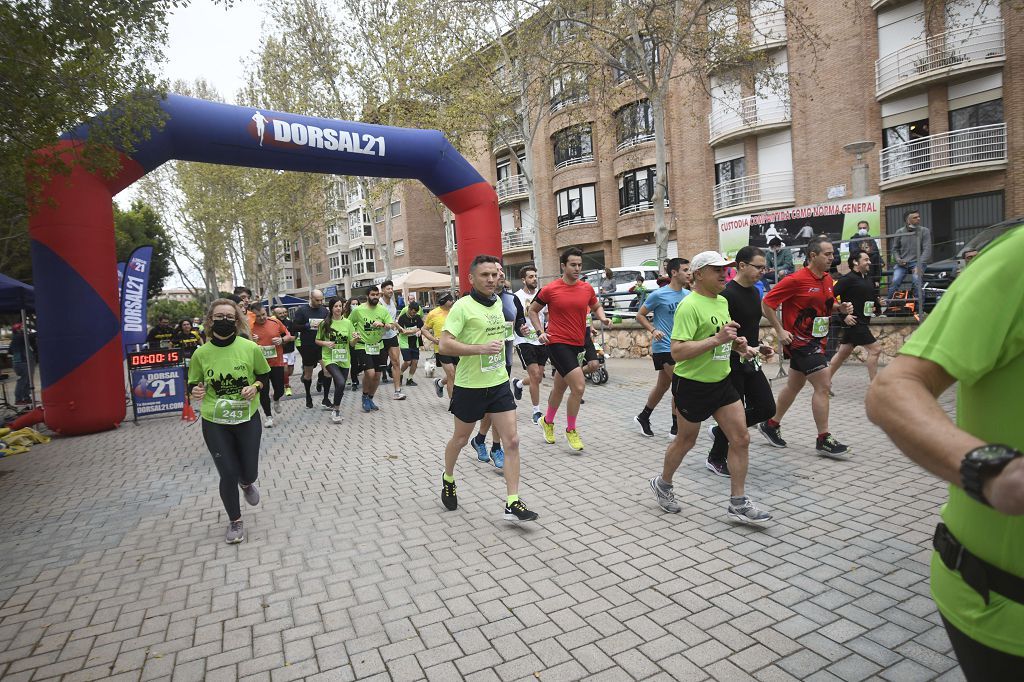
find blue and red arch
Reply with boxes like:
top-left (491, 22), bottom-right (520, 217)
top-left (29, 94), bottom-right (501, 435)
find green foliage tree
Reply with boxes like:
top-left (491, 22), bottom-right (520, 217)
top-left (114, 201), bottom-right (174, 300)
top-left (0, 1), bottom-right (224, 283)
top-left (148, 299), bottom-right (205, 327)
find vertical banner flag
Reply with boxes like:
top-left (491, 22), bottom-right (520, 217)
top-left (121, 246), bottom-right (154, 351)
top-left (117, 262), bottom-right (127, 303)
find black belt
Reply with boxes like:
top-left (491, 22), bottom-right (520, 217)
top-left (933, 523), bottom-right (1024, 606)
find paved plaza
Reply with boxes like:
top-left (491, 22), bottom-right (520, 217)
top-left (0, 358), bottom-right (963, 681)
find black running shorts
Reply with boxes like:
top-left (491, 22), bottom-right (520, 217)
top-left (785, 344), bottom-right (829, 376)
top-left (353, 348), bottom-right (387, 373)
top-left (401, 348), bottom-right (420, 361)
top-left (449, 382), bottom-right (516, 423)
top-left (436, 353), bottom-right (460, 366)
top-left (384, 336), bottom-right (400, 350)
top-left (299, 343), bottom-right (321, 368)
top-left (652, 351), bottom-right (675, 371)
top-left (516, 343), bottom-right (549, 369)
top-left (841, 325), bottom-right (877, 348)
top-left (672, 375), bottom-right (742, 424)
top-left (548, 343), bottom-right (586, 378)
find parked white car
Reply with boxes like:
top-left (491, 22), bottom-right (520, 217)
top-left (583, 266), bottom-right (661, 316)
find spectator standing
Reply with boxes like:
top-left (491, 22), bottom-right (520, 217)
top-left (146, 315), bottom-right (175, 350)
top-left (763, 237), bottom-right (794, 290)
top-left (887, 210), bottom-right (932, 306)
top-left (9, 322), bottom-right (34, 405)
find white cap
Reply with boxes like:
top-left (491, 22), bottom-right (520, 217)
top-left (690, 251), bottom-right (735, 271)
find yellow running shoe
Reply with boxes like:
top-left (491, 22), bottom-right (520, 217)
top-left (566, 429), bottom-right (584, 452)
top-left (540, 418), bottom-right (555, 444)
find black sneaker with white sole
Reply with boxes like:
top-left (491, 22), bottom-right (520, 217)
top-left (634, 413), bottom-right (654, 437)
top-left (434, 378), bottom-right (445, 399)
top-left (512, 379), bottom-right (524, 401)
top-left (504, 499), bottom-right (539, 522)
top-left (441, 476), bottom-right (457, 511)
top-left (705, 457), bottom-right (730, 477)
top-left (816, 433), bottom-right (850, 458)
top-left (758, 421), bottom-right (788, 448)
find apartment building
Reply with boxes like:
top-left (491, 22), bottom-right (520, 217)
top-left (456, 0), bottom-right (1020, 275)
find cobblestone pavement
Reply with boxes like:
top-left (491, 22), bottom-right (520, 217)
top-left (0, 358), bottom-right (962, 682)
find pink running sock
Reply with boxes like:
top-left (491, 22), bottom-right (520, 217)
top-left (566, 415), bottom-right (577, 431)
top-left (545, 406), bottom-right (557, 424)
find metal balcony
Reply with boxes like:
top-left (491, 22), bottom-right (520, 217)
top-left (619, 198), bottom-right (669, 216)
top-left (879, 123), bottom-right (1007, 189)
top-left (550, 93), bottom-right (589, 114)
top-left (713, 170), bottom-right (794, 216)
top-left (708, 94), bottom-right (791, 146)
top-left (554, 154), bottom-right (594, 170)
top-left (496, 175), bottom-right (530, 203)
top-left (750, 10), bottom-right (787, 51)
top-left (615, 132), bottom-right (655, 152)
top-left (556, 215), bottom-right (598, 229)
top-left (875, 20), bottom-right (1005, 100)
top-left (501, 230), bottom-right (535, 253)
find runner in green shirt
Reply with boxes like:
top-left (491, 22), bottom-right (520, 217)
top-left (648, 251), bottom-right (772, 525)
top-left (867, 223), bottom-right (1024, 677)
top-left (438, 254), bottom-right (539, 523)
top-left (187, 298), bottom-right (271, 544)
top-left (348, 286), bottom-right (394, 412)
top-left (315, 297), bottom-right (358, 424)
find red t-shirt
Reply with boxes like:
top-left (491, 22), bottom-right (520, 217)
top-left (249, 318), bottom-right (289, 367)
top-left (534, 278), bottom-right (597, 346)
top-left (762, 267), bottom-right (835, 352)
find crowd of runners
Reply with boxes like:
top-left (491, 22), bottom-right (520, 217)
top-left (184, 236), bottom-right (890, 544)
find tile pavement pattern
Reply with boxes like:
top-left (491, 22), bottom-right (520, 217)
top-left (0, 358), bottom-right (964, 681)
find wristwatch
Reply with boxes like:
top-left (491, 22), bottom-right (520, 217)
top-left (960, 444), bottom-right (1022, 505)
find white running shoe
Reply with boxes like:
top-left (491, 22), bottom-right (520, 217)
top-left (263, 416), bottom-right (274, 428)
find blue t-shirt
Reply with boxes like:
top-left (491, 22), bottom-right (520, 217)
top-left (643, 285), bottom-right (689, 353)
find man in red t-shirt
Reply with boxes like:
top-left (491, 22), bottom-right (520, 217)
top-left (529, 247), bottom-right (613, 453)
top-left (759, 235), bottom-right (853, 456)
top-left (249, 302), bottom-right (293, 427)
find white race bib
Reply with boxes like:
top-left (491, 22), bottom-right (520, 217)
top-left (309, 318), bottom-right (324, 329)
top-left (212, 398), bottom-right (250, 425)
top-left (481, 350), bottom-right (504, 373)
top-left (331, 346), bottom-right (349, 364)
top-left (504, 321), bottom-right (514, 341)
top-left (811, 316), bottom-right (830, 338)
top-left (260, 345), bottom-right (277, 359)
top-left (713, 342), bottom-right (732, 361)
top-left (364, 343), bottom-right (382, 355)
top-left (864, 301), bottom-right (875, 317)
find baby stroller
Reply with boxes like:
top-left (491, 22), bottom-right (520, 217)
top-left (585, 326), bottom-right (609, 385)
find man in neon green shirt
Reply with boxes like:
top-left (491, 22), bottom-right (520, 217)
top-left (649, 251), bottom-right (771, 524)
top-left (439, 254), bottom-right (539, 523)
top-left (868, 222), bottom-right (1024, 678)
top-left (349, 286), bottom-right (393, 412)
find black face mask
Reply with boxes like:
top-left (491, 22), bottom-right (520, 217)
top-left (212, 319), bottom-right (236, 337)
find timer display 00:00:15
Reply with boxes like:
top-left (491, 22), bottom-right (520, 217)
top-left (129, 350), bottom-right (181, 367)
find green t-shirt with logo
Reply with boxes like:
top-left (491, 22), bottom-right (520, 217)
top-left (319, 317), bottom-right (356, 369)
top-left (442, 295), bottom-right (508, 389)
top-left (349, 303), bottom-right (393, 355)
top-left (899, 225), bottom-right (1024, 656)
top-left (671, 292), bottom-right (733, 383)
top-left (187, 336), bottom-right (271, 425)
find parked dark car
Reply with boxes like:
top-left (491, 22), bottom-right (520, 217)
top-left (924, 216), bottom-right (1024, 291)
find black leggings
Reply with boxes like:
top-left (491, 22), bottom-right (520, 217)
top-left (710, 359), bottom-right (777, 461)
top-left (324, 364), bottom-right (349, 406)
top-left (942, 614), bottom-right (1024, 681)
top-left (259, 366), bottom-right (285, 416)
top-left (202, 414), bottom-right (261, 520)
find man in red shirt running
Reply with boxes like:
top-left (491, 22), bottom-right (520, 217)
top-left (759, 235), bottom-right (853, 456)
top-left (529, 247), bottom-right (613, 452)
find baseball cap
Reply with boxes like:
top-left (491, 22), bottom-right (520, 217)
top-left (690, 251), bottom-right (735, 271)
top-left (437, 293), bottom-right (454, 305)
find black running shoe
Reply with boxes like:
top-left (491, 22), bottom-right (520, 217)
top-left (406, 379), bottom-right (418, 387)
top-left (441, 476), bottom-right (457, 511)
top-left (305, 396), bottom-right (314, 409)
top-left (816, 434), bottom-right (850, 458)
top-left (758, 421), bottom-right (787, 448)
top-left (705, 457), bottom-right (730, 477)
top-left (670, 420), bottom-right (678, 436)
top-left (321, 398), bottom-right (332, 409)
top-left (434, 378), bottom-right (445, 398)
top-left (504, 499), bottom-right (539, 522)
top-left (512, 379), bottom-right (523, 401)
top-left (634, 413), bottom-right (654, 437)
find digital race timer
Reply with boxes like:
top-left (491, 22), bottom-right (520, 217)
top-left (128, 350), bottom-right (182, 369)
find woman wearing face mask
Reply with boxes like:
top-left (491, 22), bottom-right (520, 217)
top-left (187, 299), bottom-right (272, 544)
top-left (315, 297), bottom-right (358, 423)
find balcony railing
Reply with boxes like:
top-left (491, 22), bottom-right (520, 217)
top-left (751, 11), bottom-right (787, 49)
top-left (496, 175), bottom-right (530, 202)
top-left (554, 154), bottom-right (594, 170)
top-left (550, 93), bottom-right (589, 114)
top-left (713, 170), bottom-right (794, 214)
top-left (619, 198), bottom-right (670, 216)
top-left (880, 123), bottom-right (1007, 186)
top-left (708, 94), bottom-right (790, 144)
top-left (556, 215), bottom-right (598, 229)
top-left (493, 131), bottom-right (524, 152)
top-left (616, 132), bottom-right (655, 152)
top-left (875, 21), bottom-right (1005, 99)
top-left (501, 230), bottom-right (535, 252)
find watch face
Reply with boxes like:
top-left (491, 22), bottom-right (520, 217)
top-left (970, 445), bottom-right (1017, 462)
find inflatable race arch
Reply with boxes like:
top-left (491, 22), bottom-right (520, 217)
top-left (28, 94), bottom-right (501, 436)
